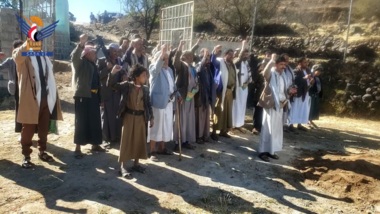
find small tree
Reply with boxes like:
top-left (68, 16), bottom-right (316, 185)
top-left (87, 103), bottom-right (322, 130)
top-left (201, 0), bottom-right (280, 37)
top-left (0, 0), bottom-right (19, 9)
top-left (119, 0), bottom-right (180, 40)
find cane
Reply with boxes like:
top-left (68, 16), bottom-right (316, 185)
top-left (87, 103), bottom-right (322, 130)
top-left (176, 99), bottom-right (182, 161)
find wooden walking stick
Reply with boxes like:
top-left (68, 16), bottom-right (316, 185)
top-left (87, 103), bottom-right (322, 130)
top-left (176, 99), bottom-right (182, 161)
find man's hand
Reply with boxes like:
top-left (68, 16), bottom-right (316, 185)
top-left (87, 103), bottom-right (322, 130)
top-left (213, 45), bottom-right (222, 55)
top-left (122, 74), bottom-right (129, 81)
top-left (111, 65), bottom-right (122, 74)
top-left (160, 44), bottom-right (168, 59)
top-left (79, 34), bottom-right (88, 47)
top-left (195, 38), bottom-right (201, 46)
top-left (149, 118), bottom-right (154, 128)
top-left (131, 39), bottom-right (139, 49)
top-left (178, 40), bottom-right (185, 51)
top-left (107, 62), bottom-right (113, 69)
top-left (161, 44), bottom-right (168, 53)
top-left (0, 52), bottom-right (5, 60)
top-left (177, 96), bottom-right (183, 104)
top-left (289, 87), bottom-right (297, 95)
top-left (203, 49), bottom-right (210, 58)
top-left (271, 53), bottom-right (277, 62)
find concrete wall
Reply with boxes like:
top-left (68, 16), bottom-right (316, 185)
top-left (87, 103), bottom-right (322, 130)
top-left (54, 0), bottom-right (71, 59)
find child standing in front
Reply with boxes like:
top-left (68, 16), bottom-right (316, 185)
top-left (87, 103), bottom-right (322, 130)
top-left (107, 64), bottom-right (154, 179)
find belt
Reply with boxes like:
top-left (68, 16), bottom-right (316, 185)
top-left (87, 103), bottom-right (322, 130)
top-left (227, 86), bottom-right (235, 90)
top-left (125, 109), bottom-right (144, 116)
top-left (91, 89), bottom-right (98, 94)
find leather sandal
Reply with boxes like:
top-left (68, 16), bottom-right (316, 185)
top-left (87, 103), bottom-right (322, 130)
top-left (21, 157), bottom-right (35, 169)
top-left (132, 165), bottom-right (146, 174)
top-left (268, 153), bottom-right (279, 160)
top-left (38, 152), bottom-right (54, 162)
top-left (258, 153), bottom-right (270, 162)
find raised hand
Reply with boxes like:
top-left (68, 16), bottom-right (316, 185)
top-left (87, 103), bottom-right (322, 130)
top-left (204, 49), bottom-right (210, 58)
top-left (111, 65), bottom-right (122, 74)
top-left (79, 34), bottom-right (88, 46)
top-left (271, 53), bottom-right (277, 62)
top-left (242, 40), bottom-right (247, 47)
top-left (178, 40), bottom-right (186, 51)
top-left (161, 44), bottom-right (168, 53)
top-left (195, 38), bottom-right (202, 46)
top-left (213, 45), bottom-right (222, 54)
top-left (107, 61), bottom-right (113, 69)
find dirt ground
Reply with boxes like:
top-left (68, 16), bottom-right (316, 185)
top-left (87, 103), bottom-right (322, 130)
top-left (0, 70), bottom-right (380, 214)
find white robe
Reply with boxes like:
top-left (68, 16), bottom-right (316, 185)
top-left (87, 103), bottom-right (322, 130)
top-left (148, 68), bottom-right (174, 142)
top-left (259, 71), bottom-right (286, 154)
top-left (232, 61), bottom-right (249, 127)
top-left (283, 65), bottom-right (294, 125)
top-left (289, 70), bottom-right (311, 125)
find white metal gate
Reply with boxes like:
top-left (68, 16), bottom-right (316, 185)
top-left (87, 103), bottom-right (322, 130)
top-left (160, 1), bottom-right (194, 50)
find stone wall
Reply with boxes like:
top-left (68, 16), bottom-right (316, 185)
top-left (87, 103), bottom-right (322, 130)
top-left (0, 8), bottom-right (20, 57)
top-left (191, 35), bottom-right (380, 119)
top-left (0, 8), bottom-right (20, 92)
top-left (194, 33), bottom-right (380, 60)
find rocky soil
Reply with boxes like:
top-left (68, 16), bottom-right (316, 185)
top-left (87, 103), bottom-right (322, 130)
top-left (0, 68), bottom-right (379, 214)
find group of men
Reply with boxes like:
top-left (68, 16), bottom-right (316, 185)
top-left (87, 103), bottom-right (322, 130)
top-left (68, 35), bottom-right (260, 161)
top-left (1, 32), bottom-right (323, 167)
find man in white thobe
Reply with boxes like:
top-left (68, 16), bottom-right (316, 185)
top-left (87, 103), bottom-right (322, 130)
top-left (281, 54), bottom-right (297, 130)
top-left (232, 41), bottom-right (251, 131)
top-left (288, 57), bottom-right (312, 132)
top-left (148, 45), bottom-right (176, 161)
top-left (258, 54), bottom-right (293, 162)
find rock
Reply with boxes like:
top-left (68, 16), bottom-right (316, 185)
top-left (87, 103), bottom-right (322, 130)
top-left (369, 101), bottom-right (380, 109)
top-left (351, 95), bottom-right (362, 101)
top-left (304, 38), bottom-right (309, 46)
top-left (346, 83), bottom-right (363, 94)
top-left (346, 99), bottom-right (354, 106)
top-left (376, 96), bottom-right (380, 101)
top-left (362, 94), bottom-right (373, 102)
top-left (366, 88), bottom-right (372, 94)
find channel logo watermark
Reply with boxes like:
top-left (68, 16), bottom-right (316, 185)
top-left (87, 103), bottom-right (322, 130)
top-left (16, 14), bottom-right (59, 57)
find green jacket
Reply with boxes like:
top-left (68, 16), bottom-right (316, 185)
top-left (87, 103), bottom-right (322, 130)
top-left (71, 44), bottom-right (99, 98)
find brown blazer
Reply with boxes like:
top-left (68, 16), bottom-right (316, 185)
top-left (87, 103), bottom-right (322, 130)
top-left (12, 41), bottom-right (63, 124)
top-left (258, 61), bottom-right (275, 109)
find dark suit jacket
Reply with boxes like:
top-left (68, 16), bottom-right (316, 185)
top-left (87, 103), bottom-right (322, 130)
top-left (309, 76), bottom-right (323, 98)
top-left (97, 58), bottom-right (124, 102)
top-left (173, 50), bottom-right (196, 99)
top-left (294, 67), bottom-right (311, 101)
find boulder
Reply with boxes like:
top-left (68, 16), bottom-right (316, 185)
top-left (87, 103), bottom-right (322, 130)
top-left (362, 94), bottom-right (373, 102)
top-left (369, 101), bottom-right (380, 109)
top-left (346, 99), bottom-right (354, 106)
top-left (345, 83), bottom-right (363, 94)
